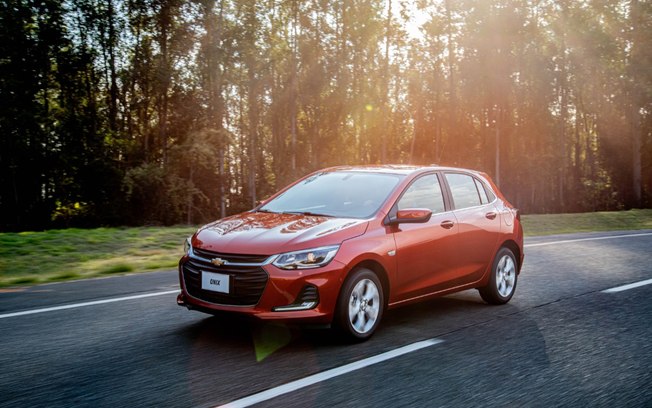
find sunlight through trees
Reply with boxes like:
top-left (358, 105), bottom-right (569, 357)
top-left (0, 0), bottom-right (650, 230)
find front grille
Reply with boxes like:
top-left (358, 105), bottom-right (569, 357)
top-left (182, 255), bottom-right (268, 306)
top-left (192, 247), bottom-right (269, 264)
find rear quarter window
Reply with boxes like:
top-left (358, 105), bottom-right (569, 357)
top-left (474, 178), bottom-right (492, 204)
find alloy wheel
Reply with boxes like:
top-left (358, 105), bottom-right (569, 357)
top-left (347, 278), bottom-right (381, 334)
top-left (496, 254), bottom-right (516, 298)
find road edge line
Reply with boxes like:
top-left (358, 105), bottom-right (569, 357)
top-left (524, 232), bottom-right (652, 248)
top-left (0, 290), bottom-right (179, 319)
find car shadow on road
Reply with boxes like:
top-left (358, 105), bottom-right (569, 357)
top-left (381, 291), bottom-right (494, 331)
top-left (175, 312), bottom-right (265, 345)
top-left (174, 289), bottom-right (514, 352)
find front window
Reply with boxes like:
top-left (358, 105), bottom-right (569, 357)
top-left (260, 171), bottom-right (403, 218)
top-left (398, 174), bottom-right (445, 213)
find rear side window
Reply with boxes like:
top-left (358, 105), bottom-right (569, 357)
top-left (398, 174), bottom-right (446, 214)
top-left (445, 173), bottom-right (482, 209)
top-left (474, 178), bottom-right (496, 203)
top-left (475, 179), bottom-right (489, 204)
top-left (484, 181), bottom-right (496, 202)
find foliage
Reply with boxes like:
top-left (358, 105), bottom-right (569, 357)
top-left (0, 0), bottom-right (651, 230)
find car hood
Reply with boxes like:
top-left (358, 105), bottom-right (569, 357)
top-left (192, 212), bottom-right (369, 255)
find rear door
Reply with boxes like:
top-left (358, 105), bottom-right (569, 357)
top-left (443, 172), bottom-right (502, 284)
top-left (392, 173), bottom-right (460, 302)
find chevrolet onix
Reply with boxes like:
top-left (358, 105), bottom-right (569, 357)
top-left (177, 165), bottom-right (524, 340)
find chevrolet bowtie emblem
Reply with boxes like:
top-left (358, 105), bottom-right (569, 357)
top-left (211, 257), bottom-right (226, 266)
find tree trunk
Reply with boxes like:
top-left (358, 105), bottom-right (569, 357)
top-left (107, 0), bottom-right (118, 134)
top-left (381, 0), bottom-right (392, 163)
top-left (290, 0), bottom-right (298, 176)
top-left (444, 0), bottom-right (457, 164)
top-left (630, 0), bottom-right (643, 207)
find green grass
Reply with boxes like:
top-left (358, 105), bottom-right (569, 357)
top-left (521, 209), bottom-right (652, 236)
top-left (1, 209), bottom-right (651, 288)
top-left (100, 263), bottom-right (135, 275)
top-left (0, 225), bottom-right (196, 288)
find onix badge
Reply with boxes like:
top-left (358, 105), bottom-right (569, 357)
top-left (211, 257), bottom-right (226, 267)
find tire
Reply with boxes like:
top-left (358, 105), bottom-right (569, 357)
top-left (479, 247), bottom-right (518, 305)
top-left (335, 268), bottom-right (384, 341)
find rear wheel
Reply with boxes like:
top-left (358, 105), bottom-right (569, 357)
top-left (479, 247), bottom-right (518, 305)
top-left (335, 268), bottom-right (384, 341)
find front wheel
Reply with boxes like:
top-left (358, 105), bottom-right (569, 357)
top-left (335, 268), bottom-right (384, 341)
top-left (479, 247), bottom-right (518, 305)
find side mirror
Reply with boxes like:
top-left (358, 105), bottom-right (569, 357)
top-left (387, 208), bottom-right (432, 225)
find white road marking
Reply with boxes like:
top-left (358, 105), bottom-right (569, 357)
top-left (524, 232), bottom-right (652, 248)
top-left (525, 233), bottom-right (652, 295)
top-left (0, 290), bottom-right (179, 319)
top-left (217, 338), bottom-right (443, 408)
top-left (602, 278), bottom-right (652, 293)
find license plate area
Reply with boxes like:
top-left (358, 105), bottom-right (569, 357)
top-left (201, 271), bottom-right (230, 294)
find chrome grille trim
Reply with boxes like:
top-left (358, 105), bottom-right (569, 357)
top-left (189, 247), bottom-right (276, 267)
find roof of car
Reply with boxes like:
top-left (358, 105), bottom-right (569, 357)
top-left (322, 164), bottom-right (482, 176)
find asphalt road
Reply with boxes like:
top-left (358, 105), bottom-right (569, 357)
top-left (1, 230), bottom-right (651, 408)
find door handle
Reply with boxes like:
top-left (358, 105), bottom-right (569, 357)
top-left (485, 212), bottom-right (497, 220)
top-left (440, 220), bottom-right (455, 229)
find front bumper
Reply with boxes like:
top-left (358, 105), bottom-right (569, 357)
top-left (177, 255), bottom-right (348, 324)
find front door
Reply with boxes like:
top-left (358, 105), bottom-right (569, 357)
top-left (392, 173), bottom-right (460, 303)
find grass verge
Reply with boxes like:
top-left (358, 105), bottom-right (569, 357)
top-left (521, 209), bottom-right (652, 236)
top-left (1, 209), bottom-right (651, 287)
top-left (0, 226), bottom-right (196, 288)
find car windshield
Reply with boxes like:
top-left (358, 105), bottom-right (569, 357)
top-left (259, 171), bottom-right (403, 218)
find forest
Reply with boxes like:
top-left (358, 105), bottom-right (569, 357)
top-left (0, 0), bottom-right (650, 231)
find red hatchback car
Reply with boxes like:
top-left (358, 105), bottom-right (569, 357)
top-left (177, 165), bottom-right (523, 340)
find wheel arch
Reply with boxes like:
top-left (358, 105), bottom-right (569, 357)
top-left (501, 239), bottom-right (522, 273)
top-left (345, 259), bottom-right (390, 309)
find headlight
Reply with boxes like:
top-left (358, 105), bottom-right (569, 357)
top-left (272, 245), bottom-right (340, 270)
top-left (183, 237), bottom-right (192, 255)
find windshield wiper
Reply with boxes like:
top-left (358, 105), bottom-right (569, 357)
top-left (256, 208), bottom-right (277, 213)
top-left (282, 211), bottom-right (333, 217)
